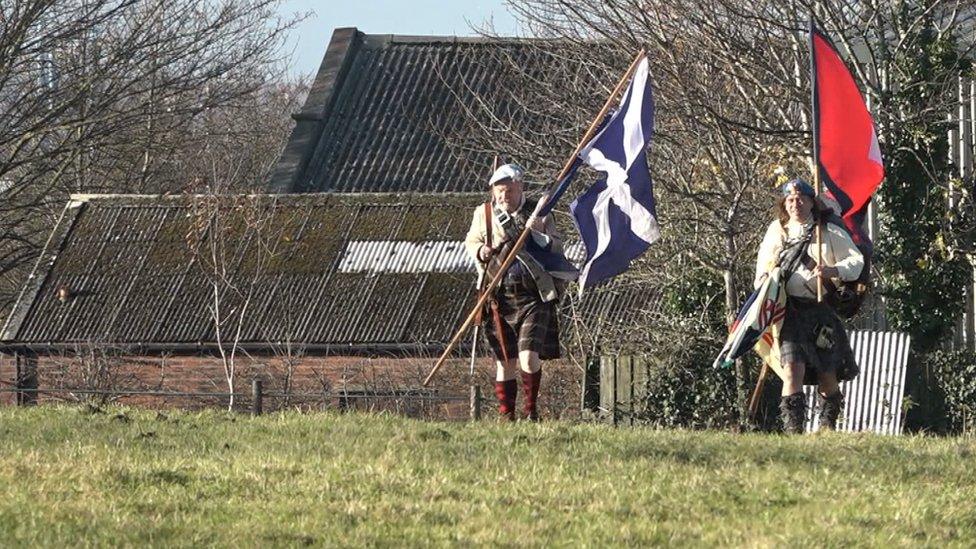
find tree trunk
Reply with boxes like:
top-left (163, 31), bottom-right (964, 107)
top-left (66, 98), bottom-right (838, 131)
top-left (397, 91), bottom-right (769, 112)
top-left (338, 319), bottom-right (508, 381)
top-left (226, 370), bottom-right (235, 411)
top-left (724, 268), bottom-right (750, 427)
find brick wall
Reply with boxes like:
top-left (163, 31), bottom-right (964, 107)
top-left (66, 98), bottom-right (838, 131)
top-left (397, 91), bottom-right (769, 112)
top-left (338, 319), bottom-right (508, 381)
top-left (0, 351), bottom-right (583, 420)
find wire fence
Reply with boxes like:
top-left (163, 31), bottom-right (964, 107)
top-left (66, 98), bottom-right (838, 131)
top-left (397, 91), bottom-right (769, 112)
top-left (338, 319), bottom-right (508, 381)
top-left (0, 381), bottom-right (485, 420)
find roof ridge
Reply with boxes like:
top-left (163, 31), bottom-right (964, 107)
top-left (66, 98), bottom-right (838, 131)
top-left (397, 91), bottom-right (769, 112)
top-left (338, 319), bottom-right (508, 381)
top-left (360, 33), bottom-right (531, 46)
top-left (268, 27), bottom-right (363, 192)
top-left (68, 192), bottom-right (485, 202)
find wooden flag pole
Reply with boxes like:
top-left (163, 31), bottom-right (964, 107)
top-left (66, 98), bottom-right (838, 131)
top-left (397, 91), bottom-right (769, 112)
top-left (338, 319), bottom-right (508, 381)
top-left (424, 49), bottom-right (647, 386)
top-left (810, 17), bottom-right (824, 303)
top-left (814, 183), bottom-right (824, 302)
top-left (750, 19), bottom-right (821, 422)
top-left (747, 363), bottom-right (769, 417)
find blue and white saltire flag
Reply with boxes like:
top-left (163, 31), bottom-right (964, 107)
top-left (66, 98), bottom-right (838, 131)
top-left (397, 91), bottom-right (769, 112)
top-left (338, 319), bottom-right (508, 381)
top-left (570, 57), bottom-right (660, 295)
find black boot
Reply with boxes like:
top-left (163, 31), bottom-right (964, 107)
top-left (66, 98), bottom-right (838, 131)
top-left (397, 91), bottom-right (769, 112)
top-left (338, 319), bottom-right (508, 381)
top-left (779, 392), bottom-right (807, 434)
top-left (818, 391), bottom-right (844, 431)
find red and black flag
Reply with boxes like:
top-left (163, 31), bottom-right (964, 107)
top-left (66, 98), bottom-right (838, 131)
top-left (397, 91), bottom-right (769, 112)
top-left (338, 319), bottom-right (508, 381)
top-left (811, 22), bottom-right (884, 249)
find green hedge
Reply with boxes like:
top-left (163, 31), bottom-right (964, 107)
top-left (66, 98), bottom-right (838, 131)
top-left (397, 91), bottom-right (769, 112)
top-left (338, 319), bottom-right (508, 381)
top-left (637, 343), bottom-right (739, 430)
top-left (918, 349), bottom-right (976, 434)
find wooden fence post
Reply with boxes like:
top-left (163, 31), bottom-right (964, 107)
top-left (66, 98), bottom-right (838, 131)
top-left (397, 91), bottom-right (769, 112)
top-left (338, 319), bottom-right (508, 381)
top-left (15, 353), bottom-right (38, 407)
top-left (251, 379), bottom-right (263, 416)
top-left (469, 385), bottom-right (481, 420)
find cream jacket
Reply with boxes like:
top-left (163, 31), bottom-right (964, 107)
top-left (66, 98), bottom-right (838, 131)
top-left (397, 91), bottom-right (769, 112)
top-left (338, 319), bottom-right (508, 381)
top-left (754, 219), bottom-right (864, 299)
top-left (464, 198), bottom-right (564, 302)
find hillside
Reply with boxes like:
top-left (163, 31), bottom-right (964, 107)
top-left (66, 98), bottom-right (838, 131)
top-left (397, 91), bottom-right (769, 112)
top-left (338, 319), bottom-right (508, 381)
top-left (0, 407), bottom-right (972, 546)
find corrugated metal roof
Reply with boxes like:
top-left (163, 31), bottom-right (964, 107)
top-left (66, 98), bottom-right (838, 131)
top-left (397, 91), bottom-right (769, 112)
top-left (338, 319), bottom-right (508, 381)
top-left (1, 194), bottom-right (479, 348)
top-left (337, 240), bottom-right (473, 273)
top-left (1, 193), bottom-right (662, 353)
top-left (270, 29), bottom-right (604, 194)
top-left (561, 278), bottom-right (664, 354)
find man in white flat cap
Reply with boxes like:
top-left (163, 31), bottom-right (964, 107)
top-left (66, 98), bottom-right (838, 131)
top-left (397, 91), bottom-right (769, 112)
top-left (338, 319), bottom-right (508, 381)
top-left (464, 163), bottom-right (567, 421)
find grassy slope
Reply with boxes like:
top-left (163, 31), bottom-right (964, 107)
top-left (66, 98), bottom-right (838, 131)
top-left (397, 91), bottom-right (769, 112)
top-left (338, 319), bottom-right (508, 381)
top-left (0, 406), bottom-right (973, 547)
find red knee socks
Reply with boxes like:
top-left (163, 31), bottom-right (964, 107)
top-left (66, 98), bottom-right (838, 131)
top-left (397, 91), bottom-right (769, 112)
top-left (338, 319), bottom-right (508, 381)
top-left (494, 379), bottom-right (517, 420)
top-left (521, 369), bottom-right (542, 421)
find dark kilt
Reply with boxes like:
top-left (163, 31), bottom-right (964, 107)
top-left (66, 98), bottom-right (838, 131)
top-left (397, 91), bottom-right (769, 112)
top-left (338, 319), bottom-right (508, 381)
top-left (482, 272), bottom-right (560, 361)
top-left (780, 297), bottom-right (859, 385)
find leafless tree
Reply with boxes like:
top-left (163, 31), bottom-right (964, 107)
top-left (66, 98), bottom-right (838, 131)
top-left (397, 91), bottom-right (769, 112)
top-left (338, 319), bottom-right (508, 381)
top-left (262, 289), bottom-right (309, 410)
top-left (457, 0), bottom-right (976, 417)
top-left (170, 77), bottom-right (310, 194)
top-left (185, 195), bottom-right (294, 410)
top-left (0, 0), bottom-right (304, 325)
top-left (45, 341), bottom-right (162, 405)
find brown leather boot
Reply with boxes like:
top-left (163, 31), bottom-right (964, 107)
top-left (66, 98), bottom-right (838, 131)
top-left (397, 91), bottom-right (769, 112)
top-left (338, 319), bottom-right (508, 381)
top-left (521, 369), bottom-right (542, 422)
top-left (494, 379), bottom-right (517, 421)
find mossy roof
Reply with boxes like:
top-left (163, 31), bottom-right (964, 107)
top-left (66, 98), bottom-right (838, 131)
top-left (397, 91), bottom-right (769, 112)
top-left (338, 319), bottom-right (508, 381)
top-left (1, 193), bottom-right (480, 350)
top-left (1, 193), bottom-right (660, 354)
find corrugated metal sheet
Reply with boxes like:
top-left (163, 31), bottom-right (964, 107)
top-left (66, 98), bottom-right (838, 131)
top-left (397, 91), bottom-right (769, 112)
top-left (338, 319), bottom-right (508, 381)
top-left (803, 330), bottom-right (911, 434)
top-left (338, 240), bottom-right (474, 273)
top-left (562, 278), bottom-right (663, 352)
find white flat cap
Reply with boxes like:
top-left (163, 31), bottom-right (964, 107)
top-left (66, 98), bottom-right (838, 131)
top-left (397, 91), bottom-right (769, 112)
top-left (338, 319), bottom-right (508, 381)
top-left (488, 163), bottom-right (525, 186)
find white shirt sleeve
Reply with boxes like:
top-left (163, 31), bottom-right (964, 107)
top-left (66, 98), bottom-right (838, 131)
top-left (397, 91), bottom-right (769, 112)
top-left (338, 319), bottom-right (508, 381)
top-left (531, 230), bottom-right (551, 248)
top-left (530, 215), bottom-right (563, 252)
top-left (826, 223), bottom-right (864, 281)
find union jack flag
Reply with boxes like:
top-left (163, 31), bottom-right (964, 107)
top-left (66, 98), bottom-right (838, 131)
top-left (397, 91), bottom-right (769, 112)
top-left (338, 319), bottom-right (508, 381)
top-left (714, 267), bottom-right (787, 370)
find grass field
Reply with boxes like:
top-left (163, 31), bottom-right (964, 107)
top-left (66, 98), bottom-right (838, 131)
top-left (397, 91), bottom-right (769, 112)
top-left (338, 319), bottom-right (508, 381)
top-left (0, 406), bottom-right (974, 547)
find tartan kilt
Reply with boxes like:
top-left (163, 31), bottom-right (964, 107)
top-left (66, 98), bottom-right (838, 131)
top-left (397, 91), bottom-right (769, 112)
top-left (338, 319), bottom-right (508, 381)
top-left (482, 273), bottom-right (560, 361)
top-left (780, 297), bottom-right (859, 385)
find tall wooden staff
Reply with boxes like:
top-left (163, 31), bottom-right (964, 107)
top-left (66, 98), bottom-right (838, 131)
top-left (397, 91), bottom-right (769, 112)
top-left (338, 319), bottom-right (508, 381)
top-left (810, 16), bottom-right (825, 303)
top-left (748, 18), bottom-right (824, 419)
top-left (424, 49), bottom-right (647, 386)
top-left (468, 156), bottom-right (499, 376)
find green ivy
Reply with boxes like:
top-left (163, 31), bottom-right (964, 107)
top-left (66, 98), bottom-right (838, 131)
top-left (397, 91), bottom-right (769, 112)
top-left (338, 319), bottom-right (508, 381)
top-left (660, 263), bottom-right (728, 333)
top-left (875, 9), bottom-right (972, 352)
top-left (637, 343), bottom-right (739, 430)
top-left (924, 349), bottom-right (976, 434)
top-left (636, 265), bottom-right (742, 428)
